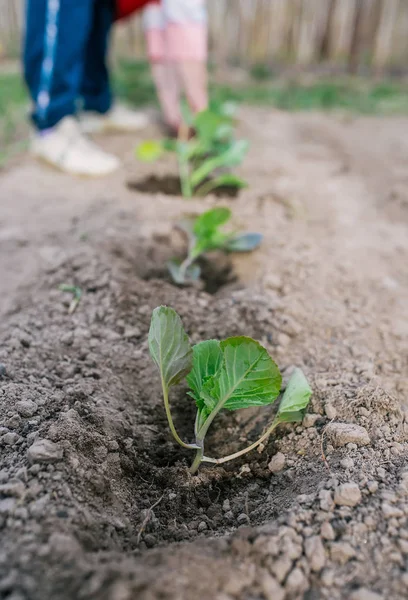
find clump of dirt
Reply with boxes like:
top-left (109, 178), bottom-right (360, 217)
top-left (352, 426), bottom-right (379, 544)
top-left (1, 241), bottom-right (408, 600)
top-left (127, 174), bottom-right (240, 198)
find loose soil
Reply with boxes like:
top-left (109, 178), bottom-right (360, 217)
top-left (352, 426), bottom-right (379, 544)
top-left (127, 173), bottom-right (240, 197)
top-left (0, 108), bottom-right (408, 600)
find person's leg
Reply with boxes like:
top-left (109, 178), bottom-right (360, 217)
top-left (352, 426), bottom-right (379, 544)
top-left (81, 0), bottom-right (113, 114)
top-left (164, 0), bottom-right (208, 114)
top-left (23, 0), bottom-right (120, 175)
top-left (23, 0), bottom-right (96, 130)
top-left (79, 0), bottom-right (149, 132)
top-left (143, 1), bottom-right (182, 132)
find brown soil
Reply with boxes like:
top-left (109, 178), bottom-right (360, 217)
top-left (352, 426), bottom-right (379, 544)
top-left (0, 108), bottom-right (408, 600)
top-left (127, 173), bottom-right (241, 197)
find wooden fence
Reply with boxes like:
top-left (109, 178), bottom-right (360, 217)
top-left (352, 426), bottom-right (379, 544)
top-left (1, 0), bottom-right (408, 72)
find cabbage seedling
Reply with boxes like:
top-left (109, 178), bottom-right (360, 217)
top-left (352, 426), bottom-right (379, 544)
top-left (136, 107), bottom-right (249, 198)
top-left (149, 306), bottom-right (312, 474)
top-left (167, 206), bottom-right (263, 284)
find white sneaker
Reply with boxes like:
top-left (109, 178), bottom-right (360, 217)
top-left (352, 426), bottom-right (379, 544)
top-left (31, 116), bottom-right (120, 177)
top-left (80, 104), bottom-right (149, 134)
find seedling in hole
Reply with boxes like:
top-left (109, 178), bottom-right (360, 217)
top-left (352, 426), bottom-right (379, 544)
top-left (136, 106), bottom-right (249, 198)
top-left (149, 306), bottom-right (312, 474)
top-left (59, 284), bottom-right (82, 314)
top-left (167, 206), bottom-right (262, 284)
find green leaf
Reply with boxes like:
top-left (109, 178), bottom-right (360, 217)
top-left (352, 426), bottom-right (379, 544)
top-left (190, 140), bottom-right (249, 189)
top-left (148, 306), bottom-right (193, 387)
top-left (194, 109), bottom-right (233, 145)
top-left (202, 336), bottom-right (282, 412)
top-left (167, 259), bottom-right (201, 285)
top-left (276, 368), bottom-right (312, 423)
top-left (193, 207), bottom-right (231, 238)
top-left (224, 232), bottom-right (263, 252)
top-left (136, 140), bottom-right (163, 162)
top-left (186, 340), bottom-right (223, 406)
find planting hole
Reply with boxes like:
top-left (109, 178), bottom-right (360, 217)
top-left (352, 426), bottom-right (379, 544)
top-left (127, 175), bottom-right (241, 198)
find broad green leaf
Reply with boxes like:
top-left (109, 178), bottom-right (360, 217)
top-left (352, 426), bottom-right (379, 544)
top-left (186, 340), bottom-right (223, 405)
top-left (167, 259), bottom-right (201, 285)
top-left (202, 336), bottom-right (282, 412)
top-left (136, 140), bottom-right (163, 162)
top-left (276, 368), bottom-right (312, 423)
top-left (224, 232), bottom-right (263, 252)
top-left (194, 109), bottom-right (233, 145)
top-left (193, 207), bottom-right (232, 238)
top-left (148, 306), bottom-right (193, 387)
top-left (190, 140), bottom-right (249, 188)
top-left (191, 208), bottom-right (232, 257)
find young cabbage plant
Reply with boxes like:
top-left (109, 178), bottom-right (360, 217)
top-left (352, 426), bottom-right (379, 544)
top-left (136, 106), bottom-right (249, 198)
top-left (167, 206), bottom-right (263, 284)
top-left (149, 306), bottom-right (312, 474)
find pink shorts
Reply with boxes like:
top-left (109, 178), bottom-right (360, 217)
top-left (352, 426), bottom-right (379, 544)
top-left (143, 0), bottom-right (207, 62)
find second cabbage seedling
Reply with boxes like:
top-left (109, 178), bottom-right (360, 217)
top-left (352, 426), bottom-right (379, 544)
top-left (168, 206), bottom-right (263, 284)
top-left (149, 306), bottom-right (312, 474)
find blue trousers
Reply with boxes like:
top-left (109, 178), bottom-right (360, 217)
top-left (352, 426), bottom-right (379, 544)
top-left (24, 0), bottom-right (114, 130)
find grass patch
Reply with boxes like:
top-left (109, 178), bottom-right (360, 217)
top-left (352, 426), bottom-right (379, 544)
top-left (0, 71), bottom-right (29, 166)
top-left (114, 58), bottom-right (408, 116)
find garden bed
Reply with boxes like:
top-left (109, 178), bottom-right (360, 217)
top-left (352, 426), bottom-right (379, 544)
top-left (1, 107), bottom-right (408, 599)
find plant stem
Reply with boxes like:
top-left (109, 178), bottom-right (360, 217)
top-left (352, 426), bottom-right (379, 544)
top-left (178, 254), bottom-right (195, 282)
top-left (189, 443), bottom-right (204, 474)
top-left (201, 417), bottom-right (280, 465)
top-left (161, 378), bottom-right (198, 450)
top-left (194, 178), bottom-right (216, 197)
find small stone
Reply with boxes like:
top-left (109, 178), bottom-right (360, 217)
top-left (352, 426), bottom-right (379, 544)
top-left (319, 489), bottom-right (334, 511)
top-left (268, 452), bottom-right (286, 474)
top-left (260, 572), bottom-right (285, 600)
top-left (303, 413), bottom-right (319, 428)
top-left (325, 404), bottom-right (337, 419)
top-left (330, 542), bottom-right (356, 564)
top-left (16, 400), bottom-right (38, 418)
top-left (305, 535), bottom-right (326, 571)
top-left (27, 439), bottom-right (63, 464)
top-left (237, 513), bottom-right (249, 525)
top-left (0, 498), bottom-right (16, 516)
top-left (28, 464), bottom-right (41, 475)
top-left (325, 422), bottom-right (370, 447)
top-left (222, 499), bottom-right (231, 512)
top-left (123, 326), bottom-right (141, 339)
top-left (0, 364), bottom-right (6, 377)
top-left (350, 588), bottom-right (383, 600)
top-left (367, 481), bottom-right (378, 494)
top-left (382, 502), bottom-right (403, 519)
top-left (320, 522), bottom-right (335, 540)
top-left (197, 521), bottom-right (208, 532)
top-left (340, 457), bottom-right (354, 469)
top-left (334, 482), bottom-right (361, 507)
top-left (270, 555), bottom-right (292, 582)
top-left (399, 539), bottom-right (408, 554)
top-left (1, 433), bottom-right (20, 446)
top-left (285, 567), bottom-right (307, 593)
